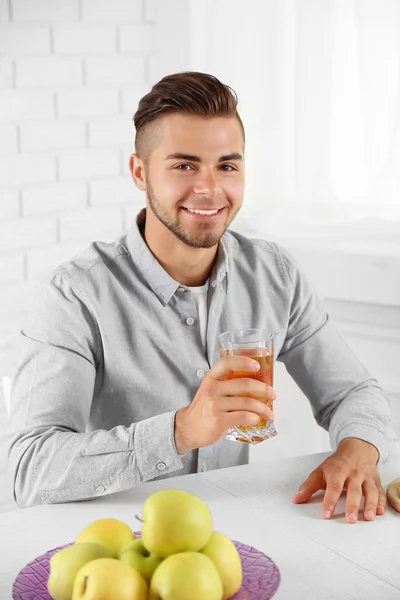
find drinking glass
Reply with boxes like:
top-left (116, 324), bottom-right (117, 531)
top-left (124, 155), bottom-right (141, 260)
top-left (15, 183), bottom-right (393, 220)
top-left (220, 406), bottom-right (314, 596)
top-left (218, 328), bottom-right (277, 444)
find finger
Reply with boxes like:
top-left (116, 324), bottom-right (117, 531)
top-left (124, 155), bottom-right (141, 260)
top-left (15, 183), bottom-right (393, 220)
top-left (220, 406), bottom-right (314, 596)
top-left (219, 396), bottom-right (274, 421)
top-left (224, 411), bottom-right (261, 429)
top-left (362, 481), bottom-right (379, 521)
top-left (291, 469), bottom-right (325, 504)
top-left (321, 476), bottom-right (347, 520)
top-left (377, 485), bottom-right (386, 515)
top-left (212, 355), bottom-right (261, 381)
top-left (220, 378), bottom-right (277, 403)
top-left (344, 479), bottom-right (363, 524)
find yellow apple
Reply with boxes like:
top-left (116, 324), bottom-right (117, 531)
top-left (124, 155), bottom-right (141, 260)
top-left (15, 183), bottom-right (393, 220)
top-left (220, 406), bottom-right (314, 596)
top-left (72, 557), bottom-right (147, 600)
top-left (200, 531), bottom-right (242, 599)
top-left (118, 538), bottom-right (164, 583)
top-left (47, 542), bottom-right (113, 600)
top-left (75, 518), bottom-right (135, 557)
top-left (141, 489), bottom-right (212, 557)
top-left (149, 552), bottom-right (223, 600)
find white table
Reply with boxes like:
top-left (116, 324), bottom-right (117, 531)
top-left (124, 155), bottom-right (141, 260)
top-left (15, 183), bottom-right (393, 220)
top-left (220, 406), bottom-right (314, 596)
top-left (1, 444), bottom-right (400, 599)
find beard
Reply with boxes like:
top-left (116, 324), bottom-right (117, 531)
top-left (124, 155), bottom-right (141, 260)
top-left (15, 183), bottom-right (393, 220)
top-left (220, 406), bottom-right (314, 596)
top-left (146, 180), bottom-right (237, 249)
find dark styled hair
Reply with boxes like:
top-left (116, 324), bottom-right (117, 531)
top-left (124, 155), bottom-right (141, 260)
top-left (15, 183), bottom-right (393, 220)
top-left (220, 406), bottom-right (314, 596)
top-left (133, 71), bottom-right (245, 156)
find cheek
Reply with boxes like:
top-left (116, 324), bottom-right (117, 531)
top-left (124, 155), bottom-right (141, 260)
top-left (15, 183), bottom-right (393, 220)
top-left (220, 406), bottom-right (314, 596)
top-left (223, 178), bottom-right (244, 205)
top-left (156, 172), bottom-right (192, 202)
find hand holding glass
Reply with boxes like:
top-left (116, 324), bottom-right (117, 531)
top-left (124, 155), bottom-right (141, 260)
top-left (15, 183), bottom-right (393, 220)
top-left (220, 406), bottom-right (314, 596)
top-left (218, 329), bottom-right (277, 444)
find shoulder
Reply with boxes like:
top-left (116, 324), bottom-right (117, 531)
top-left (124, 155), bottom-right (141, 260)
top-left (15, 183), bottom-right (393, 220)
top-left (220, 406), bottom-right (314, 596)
top-left (49, 233), bottom-right (130, 290)
top-left (223, 228), bottom-right (298, 285)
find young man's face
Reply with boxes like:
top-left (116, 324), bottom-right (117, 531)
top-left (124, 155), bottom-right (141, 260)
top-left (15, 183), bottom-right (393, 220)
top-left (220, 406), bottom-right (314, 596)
top-left (135, 113), bottom-right (245, 249)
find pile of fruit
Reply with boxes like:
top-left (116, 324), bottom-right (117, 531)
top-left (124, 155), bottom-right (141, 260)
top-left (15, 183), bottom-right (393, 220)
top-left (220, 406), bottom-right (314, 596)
top-left (47, 489), bottom-right (243, 600)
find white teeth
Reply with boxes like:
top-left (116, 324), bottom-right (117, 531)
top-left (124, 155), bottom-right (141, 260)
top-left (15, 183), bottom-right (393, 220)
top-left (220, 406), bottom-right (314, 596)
top-left (186, 208), bottom-right (219, 215)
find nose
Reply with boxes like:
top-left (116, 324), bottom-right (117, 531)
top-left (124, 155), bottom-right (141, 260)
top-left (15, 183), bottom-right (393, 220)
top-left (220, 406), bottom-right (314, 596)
top-left (192, 168), bottom-right (222, 197)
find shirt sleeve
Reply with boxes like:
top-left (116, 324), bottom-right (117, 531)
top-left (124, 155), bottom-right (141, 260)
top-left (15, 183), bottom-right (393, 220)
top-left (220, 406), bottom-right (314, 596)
top-left (276, 245), bottom-right (396, 463)
top-left (7, 272), bottom-right (184, 508)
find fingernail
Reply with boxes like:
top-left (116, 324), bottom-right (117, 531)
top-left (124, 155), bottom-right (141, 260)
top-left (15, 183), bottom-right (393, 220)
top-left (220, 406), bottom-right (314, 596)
top-left (324, 510), bottom-right (332, 519)
top-left (377, 505), bottom-right (385, 514)
top-left (271, 390), bottom-right (277, 400)
top-left (366, 509), bottom-right (375, 519)
top-left (269, 412), bottom-right (275, 420)
top-left (347, 512), bottom-right (357, 522)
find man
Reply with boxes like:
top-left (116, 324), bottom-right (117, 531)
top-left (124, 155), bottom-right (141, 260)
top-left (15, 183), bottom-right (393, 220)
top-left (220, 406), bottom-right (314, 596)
top-left (7, 72), bottom-right (395, 522)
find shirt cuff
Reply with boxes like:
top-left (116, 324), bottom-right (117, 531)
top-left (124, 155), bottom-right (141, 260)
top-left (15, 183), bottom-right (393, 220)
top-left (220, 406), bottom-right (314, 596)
top-left (333, 424), bottom-right (391, 464)
top-left (133, 411), bottom-right (185, 480)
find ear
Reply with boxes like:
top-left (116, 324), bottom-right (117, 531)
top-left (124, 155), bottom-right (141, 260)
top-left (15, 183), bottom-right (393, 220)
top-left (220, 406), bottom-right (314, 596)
top-left (129, 154), bottom-right (147, 191)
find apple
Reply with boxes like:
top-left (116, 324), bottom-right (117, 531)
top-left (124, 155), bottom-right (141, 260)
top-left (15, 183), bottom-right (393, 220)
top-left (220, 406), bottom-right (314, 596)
top-left (149, 551), bottom-right (223, 600)
top-left (118, 538), bottom-right (164, 583)
top-left (141, 489), bottom-right (213, 557)
top-left (200, 531), bottom-right (242, 599)
top-left (75, 518), bottom-right (135, 557)
top-left (47, 542), bottom-right (113, 600)
top-left (72, 557), bottom-right (147, 600)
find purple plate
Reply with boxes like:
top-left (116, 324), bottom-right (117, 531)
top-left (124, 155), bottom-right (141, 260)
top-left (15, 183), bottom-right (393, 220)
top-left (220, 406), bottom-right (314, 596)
top-left (12, 532), bottom-right (280, 600)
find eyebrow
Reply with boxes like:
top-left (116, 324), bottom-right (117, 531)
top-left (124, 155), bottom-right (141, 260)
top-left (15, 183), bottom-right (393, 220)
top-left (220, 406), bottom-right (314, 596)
top-left (165, 152), bottom-right (243, 162)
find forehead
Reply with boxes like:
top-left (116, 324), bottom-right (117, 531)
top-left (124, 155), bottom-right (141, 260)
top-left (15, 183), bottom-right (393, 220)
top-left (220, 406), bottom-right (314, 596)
top-left (153, 114), bottom-right (244, 156)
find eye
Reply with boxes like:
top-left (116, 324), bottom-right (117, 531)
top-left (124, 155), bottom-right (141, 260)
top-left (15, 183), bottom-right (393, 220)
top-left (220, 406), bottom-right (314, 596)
top-left (219, 164), bottom-right (236, 172)
top-left (175, 164), bottom-right (193, 171)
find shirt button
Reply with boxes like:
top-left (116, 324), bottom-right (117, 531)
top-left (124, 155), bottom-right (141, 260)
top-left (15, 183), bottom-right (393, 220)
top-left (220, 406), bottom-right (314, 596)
top-left (177, 287), bottom-right (185, 293)
top-left (196, 369), bottom-right (205, 378)
top-left (186, 317), bottom-right (195, 325)
top-left (156, 461), bottom-right (166, 471)
top-left (96, 485), bottom-right (106, 493)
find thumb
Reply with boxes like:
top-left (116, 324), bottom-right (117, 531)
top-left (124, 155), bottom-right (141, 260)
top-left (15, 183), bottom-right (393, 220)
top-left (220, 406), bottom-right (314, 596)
top-left (291, 484), bottom-right (311, 504)
top-left (291, 470), bottom-right (324, 504)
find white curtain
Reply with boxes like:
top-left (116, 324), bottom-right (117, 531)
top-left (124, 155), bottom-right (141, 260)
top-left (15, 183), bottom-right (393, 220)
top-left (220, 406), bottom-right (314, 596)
top-left (189, 0), bottom-right (400, 239)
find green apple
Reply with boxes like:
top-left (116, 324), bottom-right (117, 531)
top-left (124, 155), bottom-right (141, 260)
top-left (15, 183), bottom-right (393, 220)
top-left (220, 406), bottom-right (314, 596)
top-left (118, 538), bottom-right (164, 583)
top-left (200, 531), bottom-right (243, 599)
top-left (149, 551), bottom-right (223, 600)
top-left (141, 489), bottom-right (213, 557)
top-left (47, 542), bottom-right (113, 600)
top-left (72, 557), bottom-right (148, 600)
top-left (75, 518), bottom-right (135, 557)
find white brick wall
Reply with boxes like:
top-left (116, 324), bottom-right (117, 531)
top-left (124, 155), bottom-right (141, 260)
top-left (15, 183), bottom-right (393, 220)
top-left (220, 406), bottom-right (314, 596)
top-left (20, 120), bottom-right (86, 152)
top-left (0, 123), bottom-right (18, 152)
top-left (54, 25), bottom-right (116, 54)
top-left (16, 56), bottom-right (83, 88)
top-left (22, 183), bottom-right (87, 216)
top-left (0, 90), bottom-right (55, 119)
top-left (12, 0), bottom-right (80, 22)
top-left (0, 59), bottom-right (13, 88)
top-left (82, 0), bottom-right (142, 23)
top-left (0, 0), bottom-right (158, 376)
top-left (0, 190), bottom-right (19, 219)
top-left (57, 89), bottom-right (119, 117)
top-left (0, 0), bottom-right (9, 22)
top-left (59, 206), bottom-right (123, 243)
top-left (0, 26), bottom-right (50, 55)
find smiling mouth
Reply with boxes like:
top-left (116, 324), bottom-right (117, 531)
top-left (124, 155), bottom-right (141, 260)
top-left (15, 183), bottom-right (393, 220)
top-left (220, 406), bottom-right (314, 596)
top-left (182, 207), bottom-right (225, 216)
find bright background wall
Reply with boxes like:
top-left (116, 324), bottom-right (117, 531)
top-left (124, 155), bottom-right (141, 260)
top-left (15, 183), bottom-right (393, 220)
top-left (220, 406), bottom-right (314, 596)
top-left (0, 0), bottom-right (153, 378)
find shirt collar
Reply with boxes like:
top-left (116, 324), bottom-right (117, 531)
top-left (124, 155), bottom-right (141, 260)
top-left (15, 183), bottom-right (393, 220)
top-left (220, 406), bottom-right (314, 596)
top-left (125, 208), bottom-right (229, 306)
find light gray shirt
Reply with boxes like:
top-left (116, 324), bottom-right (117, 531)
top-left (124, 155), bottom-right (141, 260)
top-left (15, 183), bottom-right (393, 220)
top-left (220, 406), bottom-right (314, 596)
top-left (7, 209), bottom-right (395, 507)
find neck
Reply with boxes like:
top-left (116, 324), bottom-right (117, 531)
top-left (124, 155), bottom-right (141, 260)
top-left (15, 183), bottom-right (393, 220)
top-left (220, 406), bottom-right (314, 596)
top-left (141, 208), bottom-right (218, 287)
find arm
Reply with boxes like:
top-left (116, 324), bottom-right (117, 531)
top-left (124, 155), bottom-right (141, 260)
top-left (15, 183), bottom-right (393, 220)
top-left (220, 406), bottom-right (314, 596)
top-left (7, 273), bottom-right (184, 508)
top-left (276, 246), bottom-right (396, 522)
top-left (277, 246), bottom-right (395, 462)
